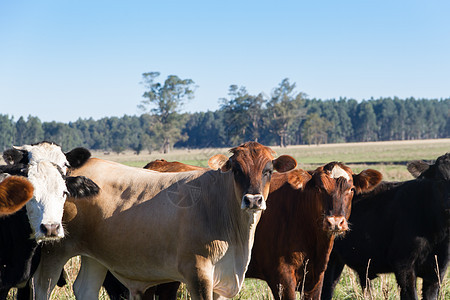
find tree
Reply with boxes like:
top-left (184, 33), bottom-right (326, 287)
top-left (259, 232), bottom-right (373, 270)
top-left (24, 116), bottom-right (44, 144)
top-left (220, 85), bottom-right (266, 145)
top-left (266, 78), bottom-right (306, 147)
top-left (353, 101), bottom-right (378, 142)
top-left (138, 72), bottom-right (195, 153)
top-left (301, 113), bottom-right (333, 145)
top-left (0, 115), bottom-right (15, 150)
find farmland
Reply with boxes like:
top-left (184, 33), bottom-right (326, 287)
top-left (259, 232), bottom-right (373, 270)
top-left (7, 138), bottom-right (450, 299)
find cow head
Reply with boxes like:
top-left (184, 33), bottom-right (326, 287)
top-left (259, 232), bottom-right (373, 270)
top-left (407, 153), bottom-right (450, 215)
top-left (407, 153), bottom-right (450, 181)
top-left (4, 142), bottom-right (99, 242)
top-left (208, 142), bottom-right (297, 212)
top-left (312, 162), bottom-right (382, 236)
top-left (0, 175), bottom-right (34, 217)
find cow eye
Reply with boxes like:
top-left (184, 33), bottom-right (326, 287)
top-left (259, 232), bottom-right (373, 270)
top-left (263, 170), bottom-right (273, 177)
top-left (63, 191), bottom-right (70, 197)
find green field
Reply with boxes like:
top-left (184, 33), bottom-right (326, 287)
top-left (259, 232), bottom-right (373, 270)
top-left (9, 139), bottom-right (450, 299)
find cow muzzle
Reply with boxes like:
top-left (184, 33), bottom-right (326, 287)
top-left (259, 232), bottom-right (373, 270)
top-left (324, 216), bottom-right (348, 234)
top-left (39, 222), bottom-right (63, 239)
top-left (241, 194), bottom-right (266, 211)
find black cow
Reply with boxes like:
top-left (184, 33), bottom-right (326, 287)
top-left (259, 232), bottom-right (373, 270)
top-left (0, 144), bottom-right (98, 299)
top-left (322, 153), bottom-right (450, 300)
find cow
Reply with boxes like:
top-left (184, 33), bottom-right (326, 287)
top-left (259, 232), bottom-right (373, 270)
top-left (321, 153), bottom-right (450, 300)
top-left (31, 142), bottom-right (298, 300)
top-left (102, 159), bottom-right (382, 300)
top-left (0, 142), bottom-right (98, 299)
top-left (143, 159), bottom-right (206, 172)
top-left (3, 141), bottom-right (100, 242)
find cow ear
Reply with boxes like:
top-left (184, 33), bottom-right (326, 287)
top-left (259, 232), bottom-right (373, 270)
top-left (353, 169), bottom-right (383, 194)
top-left (65, 176), bottom-right (99, 198)
top-left (0, 176), bottom-right (34, 216)
top-left (287, 169), bottom-right (312, 190)
top-left (273, 155), bottom-right (297, 173)
top-left (3, 148), bottom-right (28, 165)
top-left (65, 147), bottom-right (91, 169)
top-left (407, 160), bottom-right (430, 178)
top-left (208, 154), bottom-right (229, 170)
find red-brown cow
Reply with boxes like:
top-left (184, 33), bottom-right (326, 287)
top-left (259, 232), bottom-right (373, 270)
top-left (143, 159), bottom-right (205, 172)
top-left (102, 160), bottom-right (382, 300)
top-left (247, 162), bottom-right (382, 299)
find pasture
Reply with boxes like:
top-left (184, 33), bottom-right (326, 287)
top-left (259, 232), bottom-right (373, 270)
top-left (6, 138), bottom-right (450, 299)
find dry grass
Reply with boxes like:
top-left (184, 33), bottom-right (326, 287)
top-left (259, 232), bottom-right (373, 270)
top-left (6, 139), bottom-right (450, 299)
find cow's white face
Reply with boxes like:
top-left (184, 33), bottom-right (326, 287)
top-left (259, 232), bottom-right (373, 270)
top-left (17, 143), bottom-right (69, 242)
top-left (26, 161), bottom-right (68, 241)
top-left (5, 142), bottom-right (99, 242)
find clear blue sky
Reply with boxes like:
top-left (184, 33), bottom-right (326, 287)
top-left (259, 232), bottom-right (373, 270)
top-left (1, 0), bottom-right (449, 123)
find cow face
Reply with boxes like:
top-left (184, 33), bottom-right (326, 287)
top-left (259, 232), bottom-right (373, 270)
top-left (313, 162), bottom-right (382, 235)
top-left (5, 142), bottom-right (98, 242)
top-left (210, 142), bottom-right (297, 212)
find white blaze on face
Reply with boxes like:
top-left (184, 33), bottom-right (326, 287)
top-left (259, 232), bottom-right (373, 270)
top-left (330, 165), bottom-right (350, 181)
top-left (18, 143), bottom-right (69, 242)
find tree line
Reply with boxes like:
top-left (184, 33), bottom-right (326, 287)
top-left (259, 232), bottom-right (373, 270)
top-left (0, 74), bottom-right (449, 153)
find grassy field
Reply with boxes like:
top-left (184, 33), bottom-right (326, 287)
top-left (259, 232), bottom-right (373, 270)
top-left (8, 139), bottom-right (450, 299)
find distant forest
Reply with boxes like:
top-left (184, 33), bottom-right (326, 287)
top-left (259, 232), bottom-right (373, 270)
top-left (1, 97), bottom-right (449, 153)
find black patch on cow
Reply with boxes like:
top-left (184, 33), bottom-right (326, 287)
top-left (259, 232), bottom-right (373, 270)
top-left (2, 149), bottom-right (28, 166)
top-left (0, 164), bottom-right (28, 177)
top-left (65, 176), bottom-right (100, 198)
top-left (65, 147), bottom-right (91, 169)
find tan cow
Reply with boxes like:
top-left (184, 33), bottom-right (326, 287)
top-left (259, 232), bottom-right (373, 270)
top-left (32, 142), bottom-right (297, 300)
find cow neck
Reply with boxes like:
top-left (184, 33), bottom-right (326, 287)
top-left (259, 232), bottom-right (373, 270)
top-left (204, 170), bottom-right (260, 246)
top-left (293, 187), bottom-right (336, 279)
top-left (208, 170), bottom-right (261, 297)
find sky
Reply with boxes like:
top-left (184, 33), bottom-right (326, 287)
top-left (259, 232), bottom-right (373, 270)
top-left (1, 0), bottom-right (449, 123)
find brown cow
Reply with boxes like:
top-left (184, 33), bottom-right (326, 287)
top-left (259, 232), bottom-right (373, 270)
top-left (0, 175), bottom-right (34, 216)
top-left (247, 162), bottom-right (382, 299)
top-left (103, 160), bottom-right (382, 300)
top-left (32, 142), bottom-right (298, 299)
top-left (143, 159), bottom-right (205, 172)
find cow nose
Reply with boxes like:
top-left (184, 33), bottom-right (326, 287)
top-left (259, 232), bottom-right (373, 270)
top-left (324, 216), bottom-right (348, 233)
top-left (40, 223), bottom-right (60, 237)
top-left (242, 194), bottom-right (266, 210)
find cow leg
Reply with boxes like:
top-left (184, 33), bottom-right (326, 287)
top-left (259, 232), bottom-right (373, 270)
top-left (268, 271), bottom-right (297, 300)
top-left (321, 253), bottom-right (345, 300)
top-left (73, 256), bottom-right (108, 300)
top-left (0, 289), bottom-right (8, 300)
top-left (422, 278), bottom-right (440, 300)
top-left (179, 257), bottom-right (213, 300)
top-left (154, 282), bottom-right (181, 300)
top-left (394, 269), bottom-right (418, 300)
top-left (281, 274), bottom-right (298, 300)
top-left (16, 284), bottom-right (32, 300)
top-left (32, 249), bottom-right (70, 300)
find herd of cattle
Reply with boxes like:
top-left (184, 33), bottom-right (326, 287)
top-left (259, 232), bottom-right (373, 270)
top-left (0, 141), bottom-right (448, 300)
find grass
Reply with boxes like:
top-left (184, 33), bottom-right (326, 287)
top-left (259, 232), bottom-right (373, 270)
top-left (8, 139), bottom-right (450, 299)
